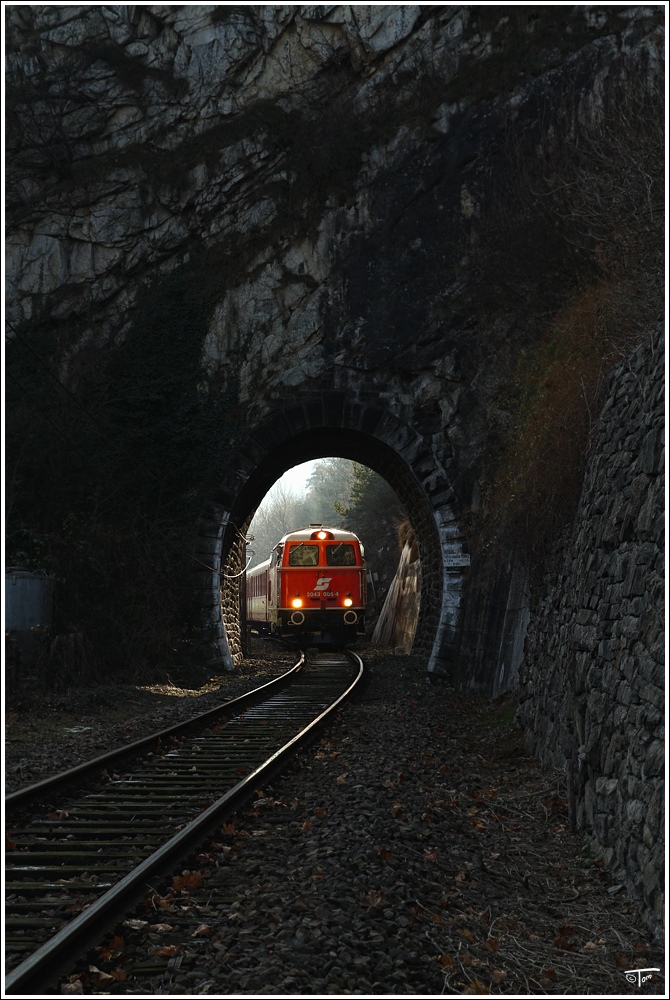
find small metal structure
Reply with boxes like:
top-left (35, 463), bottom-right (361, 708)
top-left (4, 567), bottom-right (54, 656)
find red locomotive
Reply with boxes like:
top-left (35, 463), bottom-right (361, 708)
top-left (246, 525), bottom-right (366, 643)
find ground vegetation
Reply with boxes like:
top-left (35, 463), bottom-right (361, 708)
top-left (473, 63), bottom-right (664, 577)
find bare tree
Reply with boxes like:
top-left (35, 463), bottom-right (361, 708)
top-left (246, 479), bottom-right (308, 568)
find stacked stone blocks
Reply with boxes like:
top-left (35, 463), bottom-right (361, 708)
top-left (518, 326), bottom-right (664, 936)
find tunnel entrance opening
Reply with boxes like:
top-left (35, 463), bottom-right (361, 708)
top-left (244, 457), bottom-right (412, 648)
top-left (194, 400), bottom-right (468, 676)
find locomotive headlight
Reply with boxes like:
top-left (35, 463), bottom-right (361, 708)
top-left (343, 597), bottom-right (353, 607)
top-left (292, 597), bottom-right (303, 608)
top-left (317, 530), bottom-right (327, 539)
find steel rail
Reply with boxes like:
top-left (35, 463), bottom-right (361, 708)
top-left (5, 655), bottom-right (304, 811)
top-left (4, 651), bottom-right (364, 996)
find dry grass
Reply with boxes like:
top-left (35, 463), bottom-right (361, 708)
top-left (482, 279), bottom-right (639, 570)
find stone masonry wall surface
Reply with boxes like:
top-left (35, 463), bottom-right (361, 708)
top-left (517, 325), bottom-right (665, 937)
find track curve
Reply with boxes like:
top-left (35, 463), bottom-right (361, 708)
top-left (5, 650), bottom-right (363, 996)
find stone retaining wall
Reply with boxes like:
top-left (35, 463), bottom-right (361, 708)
top-left (517, 325), bottom-right (664, 936)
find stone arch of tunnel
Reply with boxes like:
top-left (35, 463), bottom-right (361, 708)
top-left (193, 392), bottom-right (468, 674)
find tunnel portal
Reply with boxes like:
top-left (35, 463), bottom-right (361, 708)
top-left (194, 393), bottom-right (467, 673)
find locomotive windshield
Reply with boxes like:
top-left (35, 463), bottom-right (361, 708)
top-left (288, 544), bottom-right (319, 566)
top-left (326, 543), bottom-right (357, 566)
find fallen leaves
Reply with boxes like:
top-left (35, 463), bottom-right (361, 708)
top-left (455, 926), bottom-right (477, 942)
top-left (63, 899), bottom-right (89, 915)
top-left (390, 801), bottom-right (407, 820)
top-left (123, 918), bottom-right (148, 931)
top-left (191, 923), bottom-right (213, 938)
top-left (151, 944), bottom-right (181, 957)
top-left (579, 939), bottom-right (601, 954)
top-left (88, 965), bottom-right (127, 984)
top-left (144, 890), bottom-right (176, 912)
top-left (84, 936), bottom-right (128, 990)
top-left (220, 822), bottom-right (249, 837)
top-left (61, 980), bottom-right (84, 994)
top-left (543, 795), bottom-right (568, 817)
top-left (172, 870), bottom-right (202, 891)
top-left (553, 921), bottom-right (576, 951)
top-left (98, 935), bottom-right (124, 963)
top-left (62, 967), bottom-right (127, 993)
top-left (462, 978), bottom-right (490, 993)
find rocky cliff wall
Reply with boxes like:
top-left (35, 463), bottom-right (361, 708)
top-left (517, 325), bottom-right (665, 936)
top-left (372, 534), bottom-right (421, 654)
top-left (5, 6), bottom-right (664, 681)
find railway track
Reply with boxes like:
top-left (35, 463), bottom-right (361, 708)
top-left (4, 649), bottom-right (364, 996)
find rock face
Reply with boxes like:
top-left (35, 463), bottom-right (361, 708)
top-left (517, 325), bottom-right (665, 937)
top-left (5, 5), bottom-right (663, 684)
top-left (372, 530), bottom-right (421, 654)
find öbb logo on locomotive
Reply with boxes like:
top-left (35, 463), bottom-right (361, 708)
top-left (246, 525), bottom-right (366, 643)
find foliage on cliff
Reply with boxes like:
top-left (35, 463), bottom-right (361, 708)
top-left (475, 62), bottom-right (664, 573)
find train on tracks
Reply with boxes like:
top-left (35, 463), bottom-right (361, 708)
top-left (246, 525), bottom-right (366, 644)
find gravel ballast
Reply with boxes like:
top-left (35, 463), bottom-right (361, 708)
top-left (5, 645), bottom-right (294, 794)
top-left (6, 644), bottom-right (664, 996)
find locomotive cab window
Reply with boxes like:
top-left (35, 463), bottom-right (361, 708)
top-left (288, 544), bottom-right (319, 567)
top-left (326, 543), bottom-right (357, 566)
